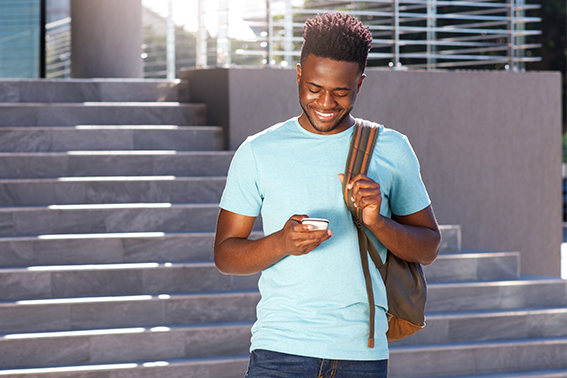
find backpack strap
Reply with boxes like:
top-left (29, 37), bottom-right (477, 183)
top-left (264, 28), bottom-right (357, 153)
top-left (342, 120), bottom-right (380, 225)
top-left (342, 119), bottom-right (382, 348)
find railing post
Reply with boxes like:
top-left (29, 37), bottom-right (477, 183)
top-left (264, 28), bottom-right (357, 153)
top-left (166, 0), bottom-right (175, 79)
top-left (426, 0), bottom-right (436, 70)
top-left (267, 0), bottom-right (274, 66)
top-left (515, 0), bottom-right (525, 71)
top-left (196, 0), bottom-right (207, 68)
top-left (283, 0), bottom-right (293, 67)
top-left (393, 0), bottom-right (400, 68)
top-left (507, 0), bottom-right (516, 71)
top-left (217, 0), bottom-right (230, 67)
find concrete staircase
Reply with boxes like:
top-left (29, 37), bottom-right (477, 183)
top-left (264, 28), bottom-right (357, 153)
top-left (0, 79), bottom-right (565, 378)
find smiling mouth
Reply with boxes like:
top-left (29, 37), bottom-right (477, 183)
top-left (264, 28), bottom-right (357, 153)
top-left (314, 109), bottom-right (338, 120)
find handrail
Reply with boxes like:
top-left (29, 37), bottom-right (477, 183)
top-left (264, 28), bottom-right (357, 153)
top-left (196, 0), bottom-right (540, 71)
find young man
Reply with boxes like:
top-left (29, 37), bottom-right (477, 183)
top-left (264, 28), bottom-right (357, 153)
top-left (214, 12), bottom-right (441, 378)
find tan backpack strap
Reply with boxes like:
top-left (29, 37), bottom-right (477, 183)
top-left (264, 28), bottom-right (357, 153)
top-left (342, 119), bottom-right (381, 348)
top-left (343, 122), bottom-right (363, 212)
top-left (342, 121), bottom-right (380, 220)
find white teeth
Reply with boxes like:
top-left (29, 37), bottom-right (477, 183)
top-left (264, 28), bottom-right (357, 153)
top-left (315, 110), bottom-right (335, 118)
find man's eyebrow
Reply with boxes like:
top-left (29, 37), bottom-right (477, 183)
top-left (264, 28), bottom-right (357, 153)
top-left (307, 82), bottom-right (352, 91)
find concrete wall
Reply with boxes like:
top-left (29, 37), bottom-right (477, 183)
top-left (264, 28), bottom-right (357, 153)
top-left (71, 0), bottom-right (143, 78)
top-left (181, 67), bottom-right (563, 277)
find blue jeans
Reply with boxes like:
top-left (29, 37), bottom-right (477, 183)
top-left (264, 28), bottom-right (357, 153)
top-left (245, 349), bottom-right (388, 378)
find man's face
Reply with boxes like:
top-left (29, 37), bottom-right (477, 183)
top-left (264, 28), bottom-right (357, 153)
top-left (297, 54), bottom-right (365, 135)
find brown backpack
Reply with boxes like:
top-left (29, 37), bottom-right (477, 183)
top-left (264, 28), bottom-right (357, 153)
top-left (342, 119), bottom-right (427, 347)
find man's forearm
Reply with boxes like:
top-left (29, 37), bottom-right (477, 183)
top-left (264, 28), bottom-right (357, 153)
top-left (365, 206), bottom-right (441, 265)
top-left (214, 211), bottom-right (333, 275)
top-left (368, 218), bottom-right (440, 265)
top-left (214, 232), bottom-right (287, 276)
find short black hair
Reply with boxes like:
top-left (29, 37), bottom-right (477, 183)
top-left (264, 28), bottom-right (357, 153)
top-left (301, 12), bottom-right (373, 74)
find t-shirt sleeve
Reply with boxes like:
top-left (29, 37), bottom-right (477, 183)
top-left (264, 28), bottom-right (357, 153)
top-left (219, 139), bottom-right (263, 217)
top-left (389, 135), bottom-right (431, 216)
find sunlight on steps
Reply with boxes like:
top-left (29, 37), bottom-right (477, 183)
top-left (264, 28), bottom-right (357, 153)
top-left (47, 203), bottom-right (173, 210)
top-left (38, 231), bottom-right (167, 239)
top-left (16, 294), bottom-right (171, 305)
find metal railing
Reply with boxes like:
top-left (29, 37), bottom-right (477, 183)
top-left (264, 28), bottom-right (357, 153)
top-left (197, 0), bottom-right (541, 71)
top-left (42, 0), bottom-right (542, 79)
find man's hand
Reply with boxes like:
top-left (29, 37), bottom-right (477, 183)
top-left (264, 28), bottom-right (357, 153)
top-left (338, 173), bottom-right (440, 265)
top-left (214, 210), bottom-right (332, 275)
top-left (278, 215), bottom-right (333, 256)
top-left (338, 173), bottom-right (384, 228)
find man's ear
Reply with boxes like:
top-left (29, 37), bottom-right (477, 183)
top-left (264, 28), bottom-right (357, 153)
top-left (296, 63), bottom-right (302, 85)
top-left (357, 73), bottom-right (366, 94)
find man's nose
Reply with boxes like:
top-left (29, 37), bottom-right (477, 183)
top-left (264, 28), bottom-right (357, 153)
top-left (318, 91), bottom-right (336, 108)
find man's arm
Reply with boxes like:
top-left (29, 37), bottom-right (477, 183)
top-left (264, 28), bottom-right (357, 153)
top-left (214, 209), bottom-right (333, 275)
top-left (339, 173), bottom-right (440, 265)
top-left (373, 206), bottom-right (440, 265)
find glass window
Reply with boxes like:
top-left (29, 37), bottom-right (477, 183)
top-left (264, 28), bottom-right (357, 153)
top-left (0, 0), bottom-right (40, 78)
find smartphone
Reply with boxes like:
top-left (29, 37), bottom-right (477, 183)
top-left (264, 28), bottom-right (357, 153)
top-left (301, 218), bottom-right (329, 230)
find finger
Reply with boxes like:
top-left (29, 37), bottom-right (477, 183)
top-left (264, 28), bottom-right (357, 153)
top-left (350, 173), bottom-right (371, 182)
top-left (290, 231), bottom-right (332, 254)
top-left (351, 181), bottom-right (379, 199)
top-left (352, 187), bottom-right (382, 209)
top-left (357, 195), bottom-right (381, 210)
top-left (293, 229), bottom-right (331, 241)
top-left (291, 228), bottom-right (331, 243)
top-left (290, 214), bottom-right (309, 223)
top-left (288, 214), bottom-right (311, 231)
top-left (350, 175), bottom-right (379, 188)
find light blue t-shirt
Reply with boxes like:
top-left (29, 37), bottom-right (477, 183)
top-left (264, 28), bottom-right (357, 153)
top-left (220, 117), bottom-right (430, 361)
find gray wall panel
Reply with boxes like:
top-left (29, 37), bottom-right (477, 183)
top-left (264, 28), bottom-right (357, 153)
top-left (182, 67), bottom-right (562, 277)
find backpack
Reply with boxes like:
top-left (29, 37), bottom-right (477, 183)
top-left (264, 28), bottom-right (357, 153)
top-left (342, 119), bottom-right (427, 347)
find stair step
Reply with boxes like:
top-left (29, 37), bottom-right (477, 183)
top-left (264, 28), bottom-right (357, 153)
top-left (0, 151), bottom-right (232, 178)
top-left (0, 230), bottom-right (264, 267)
top-left (0, 176), bottom-right (225, 206)
top-left (0, 355), bottom-right (250, 378)
top-left (0, 262), bottom-right (260, 300)
top-left (0, 103), bottom-right (206, 126)
top-left (391, 307), bottom-right (567, 346)
top-left (439, 224), bottom-right (461, 252)
top-left (10, 366), bottom-right (567, 378)
top-left (0, 334), bottom-right (564, 376)
top-left (0, 78), bottom-right (189, 103)
top-left (388, 338), bottom-right (567, 378)
top-left (0, 322), bottom-right (252, 370)
top-left (0, 264), bottom-right (563, 307)
top-left (424, 250), bottom-right (520, 282)
top-left (0, 290), bottom-right (260, 334)
top-left (0, 235), bottom-right (512, 280)
top-left (0, 232), bottom-right (212, 267)
top-left (0, 126), bottom-right (224, 152)
top-left (0, 203), bottom-right (224, 236)
top-left (1, 293), bottom-right (563, 343)
top-left (7, 226), bottom-right (484, 267)
top-left (0, 359), bottom-right (565, 378)
top-left (426, 276), bottom-right (567, 312)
